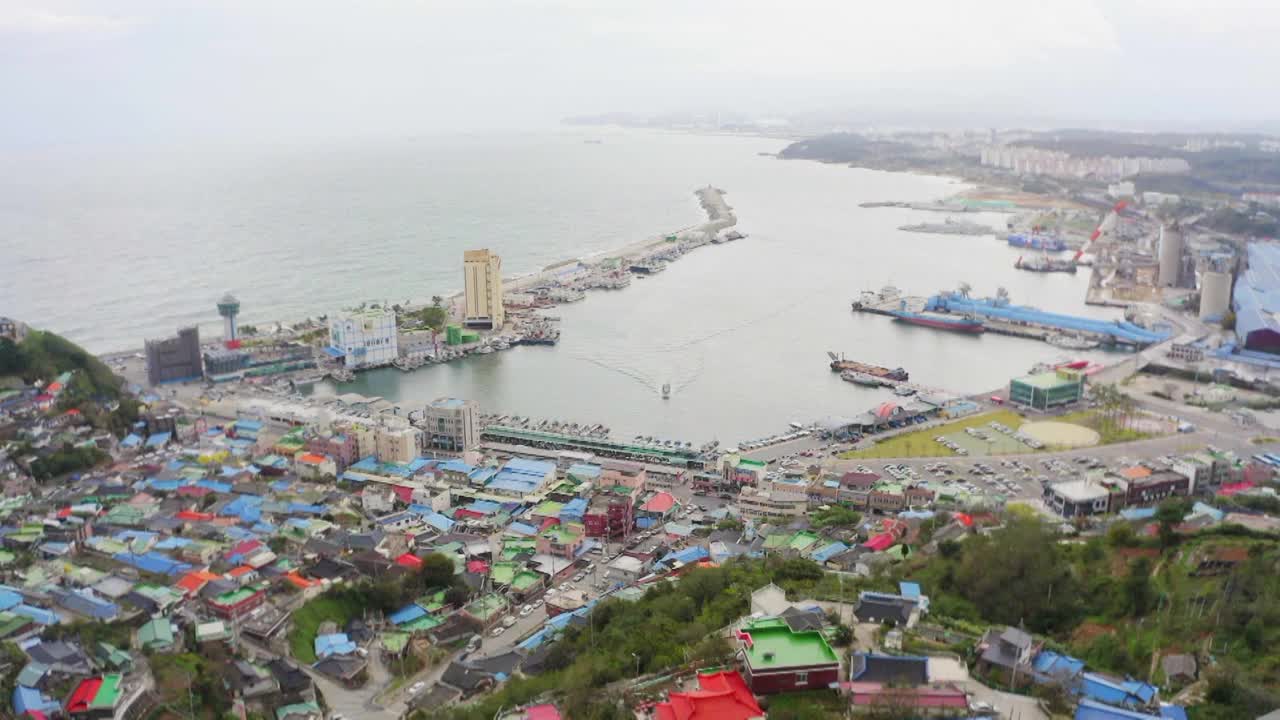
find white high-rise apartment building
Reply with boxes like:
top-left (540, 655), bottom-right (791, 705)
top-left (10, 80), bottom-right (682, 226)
top-left (328, 308), bottom-right (398, 369)
top-left (464, 249), bottom-right (504, 329)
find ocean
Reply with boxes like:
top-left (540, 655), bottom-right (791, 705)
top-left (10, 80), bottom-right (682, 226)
top-left (1, 128), bottom-right (1118, 443)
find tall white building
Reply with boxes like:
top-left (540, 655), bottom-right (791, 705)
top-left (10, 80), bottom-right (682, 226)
top-left (423, 397), bottom-right (478, 452)
top-left (328, 308), bottom-right (398, 369)
top-left (463, 249), bottom-right (504, 329)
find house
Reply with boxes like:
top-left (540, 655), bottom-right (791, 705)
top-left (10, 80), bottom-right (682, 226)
top-left (843, 682), bottom-right (969, 716)
top-left (137, 616), bottom-right (177, 652)
top-left (440, 661), bottom-right (497, 698)
top-left (226, 660), bottom-right (280, 699)
top-left (276, 702), bottom-right (323, 720)
top-left (1079, 672), bottom-right (1157, 709)
top-left (1161, 654), bottom-right (1197, 686)
top-left (978, 626), bottom-right (1037, 676)
top-left (1074, 699), bottom-right (1163, 720)
top-left (736, 616), bottom-right (841, 694)
top-left (654, 670), bottom-right (764, 720)
top-left (849, 653), bottom-right (928, 685)
top-left (852, 591), bottom-right (918, 627)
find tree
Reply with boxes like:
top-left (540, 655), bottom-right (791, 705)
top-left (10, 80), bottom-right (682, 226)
top-left (1155, 498), bottom-right (1191, 548)
top-left (419, 552), bottom-right (457, 590)
top-left (240, 324), bottom-right (259, 336)
top-left (1121, 557), bottom-right (1155, 616)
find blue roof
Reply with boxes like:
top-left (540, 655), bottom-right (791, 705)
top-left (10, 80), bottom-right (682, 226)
top-left (145, 432), bottom-right (172, 448)
top-left (14, 685), bottom-right (60, 714)
top-left (660, 546), bottom-right (709, 566)
top-left (315, 632), bottom-right (357, 658)
top-left (811, 542), bottom-right (849, 563)
top-left (506, 522), bottom-right (538, 536)
top-left (1190, 502), bottom-right (1225, 522)
top-left (1075, 699), bottom-right (1162, 720)
top-left (468, 500), bottom-right (500, 515)
top-left (1234, 243), bottom-right (1280, 345)
top-left (487, 477), bottom-right (539, 494)
top-left (323, 346), bottom-right (346, 358)
top-left (503, 458), bottom-right (556, 476)
top-left (563, 498), bottom-right (589, 514)
top-left (196, 479), bottom-right (233, 493)
top-left (1120, 507), bottom-right (1157, 520)
top-left (1032, 650), bottom-right (1085, 682)
top-left (12, 605), bottom-right (59, 626)
top-left (1159, 706), bottom-right (1188, 720)
top-left (1079, 673), bottom-right (1157, 708)
top-left (566, 463), bottom-right (602, 478)
top-left (898, 581), bottom-right (922, 599)
top-left (147, 478), bottom-right (185, 492)
top-left (114, 551), bottom-right (192, 576)
top-left (121, 434), bottom-right (143, 448)
top-left (438, 459), bottom-right (475, 474)
top-left (287, 502), bottom-right (325, 515)
top-left (389, 604), bottom-right (427, 625)
top-left (0, 590), bottom-right (21, 612)
top-left (429, 397), bottom-right (468, 409)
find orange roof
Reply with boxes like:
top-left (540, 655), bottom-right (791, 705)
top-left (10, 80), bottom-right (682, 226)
top-left (298, 453), bottom-right (328, 465)
top-left (228, 565), bottom-right (255, 578)
top-left (175, 570), bottom-right (221, 595)
top-left (285, 572), bottom-right (318, 589)
top-left (1120, 466), bottom-right (1152, 480)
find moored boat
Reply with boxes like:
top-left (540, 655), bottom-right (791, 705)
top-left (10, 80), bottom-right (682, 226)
top-left (888, 309), bottom-right (985, 334)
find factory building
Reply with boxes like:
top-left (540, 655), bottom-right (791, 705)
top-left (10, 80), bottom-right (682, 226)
top-left (1233, 243), bottom-right (1280, 354)
top-left (463, 249), bottom-right (504, 330)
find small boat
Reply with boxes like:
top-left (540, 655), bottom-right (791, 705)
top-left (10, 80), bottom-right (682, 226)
top-left (841, 371), bottom-right (884, 387)
top-left (893, 385), bottom-right (917, 397)
top-left (662, 382), bottom-right (671, 399)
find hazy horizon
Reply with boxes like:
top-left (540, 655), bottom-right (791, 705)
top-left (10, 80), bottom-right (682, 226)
top-left (4, 0), bottom-right (1280, 148)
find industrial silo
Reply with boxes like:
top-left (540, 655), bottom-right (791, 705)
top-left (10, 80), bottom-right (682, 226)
top-left (1158, 225), bottom-right (1184, 287)
top-left (1200, 270), bottom-right (1232, 321)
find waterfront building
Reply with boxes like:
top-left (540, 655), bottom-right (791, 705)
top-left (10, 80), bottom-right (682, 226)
top-left (0, 317), bottom-right (28, 343)
top-left (1008, 369), bottom-right (1083, 411)
top-left (736, 616), bottom-right (841, 694)
top-left (1043, 479), bottom-right (1116, 518)
top-left (423, 397), bottom-right (479, 452)
top-left (463, 249), bottom-right (504, 330)
top-left (145, 326), bottom-right (203, 385)
top-left (737, 487), bottom-right (807, 521)
top-left (327, 308), bottom-right (398, 369)
top-left (720, 454), bottom-right (767, 486)
top-left (203, 347), bottom-right (250, 381)
top-left (217, 293), bottom-right (241, 345)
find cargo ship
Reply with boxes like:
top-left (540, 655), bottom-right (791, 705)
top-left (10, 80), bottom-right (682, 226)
top-left (1015, 255), bottom-right (1077, 274)
top-left (827, 352), bottom-right (908, 381)
top-left (1007, 233), bottom-right (1067, 252)
top-left (887, 309), bottom-right (985, 334)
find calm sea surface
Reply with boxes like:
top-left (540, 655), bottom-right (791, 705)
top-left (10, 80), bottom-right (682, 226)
top-left (1, 129), bottom-right (1118, 443)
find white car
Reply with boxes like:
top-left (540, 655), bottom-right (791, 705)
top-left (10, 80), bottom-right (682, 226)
top-left (520, 606), bottom-right (533, 617)
top-left (490, 626), bottom-right (506, 637)
top-left (410, 682), bottom-right (425, 694)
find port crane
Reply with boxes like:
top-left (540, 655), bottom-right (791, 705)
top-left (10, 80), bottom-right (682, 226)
top-left (1074, 199), bottom-right (1128, 263)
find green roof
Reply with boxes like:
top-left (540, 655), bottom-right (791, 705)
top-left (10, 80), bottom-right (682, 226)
top-left (741, 618), bottom-right (838, 670)
top-left (464, 594), bottom-right (508, 621)
top-left (788, 531), bottom-right (820, 551)
top-left (533, 500), bottom-right (564, 517)
top-left (0, 612), bottom-right (32, 639)
top-left (381, 631), bottom-right (411, 653)
top-left (277, 702), bottom-right (321, 720)
top-left (762, 534), bottom-right (791, 550)
top-left (490, 562), bottom-right (518, 585)
top-left (511, 571), bottom-right (542, 590)
top-left (92, 673), bottom-right (123, 709)
top-left (139, 617), bottom-right (175, 649)
top-left (400, 615), bottom-right (442, 632)
top-left (1014, 371), bottom-right (1080, 389)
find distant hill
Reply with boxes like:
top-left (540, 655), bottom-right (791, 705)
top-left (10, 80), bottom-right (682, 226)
top-left (0, 329), bottom-right (125, 400)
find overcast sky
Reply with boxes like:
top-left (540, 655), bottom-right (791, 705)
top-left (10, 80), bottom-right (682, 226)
top-left (3, 0), bottom-right (1280, 146)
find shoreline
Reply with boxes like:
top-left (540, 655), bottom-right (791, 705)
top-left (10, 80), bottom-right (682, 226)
top-left (101, 186), bottom-right (738, 365)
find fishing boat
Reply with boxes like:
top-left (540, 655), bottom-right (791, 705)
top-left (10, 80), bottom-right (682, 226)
top-left (841, 371), bottom-right (884, 387)
top-left (893, 385), bottom-right (917, 397)
top-left (1047, 334), bottom-right (1100, 350)
top-left (888, 309), bottom-right (985, 334)
top-left (661, 382), bottom-right (671, 399)
top-left (1015, 254), bottom-right (1077, 274)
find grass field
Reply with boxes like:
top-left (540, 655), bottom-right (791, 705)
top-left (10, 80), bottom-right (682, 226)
top-left (289, 592), bottom-right (365, 663)
top-left (1056, 409), bottom-right (1157, 445)
top-left (839, 409), bottom-right (1027, 459)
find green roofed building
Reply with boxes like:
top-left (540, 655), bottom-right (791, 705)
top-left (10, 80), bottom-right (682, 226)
top-left (1009, 369), bottom-right (1083, 411)
top-left (737, 617), bottom-right (840, 695)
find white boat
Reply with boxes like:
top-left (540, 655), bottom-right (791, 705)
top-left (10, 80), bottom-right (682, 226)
top-left (661, 382), bottom-right (671, 399)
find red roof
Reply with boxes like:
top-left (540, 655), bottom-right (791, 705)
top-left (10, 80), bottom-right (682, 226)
top-left (655, 671), bottom-right (762, 720)
top-left (1219, 481), bottom-right (1255, 496)
top-left (175, 570), bottom-right (221, 595)
top-left (862, 533), bottom-right (896, 552)
top-left (65, 677), bottom-right (103, 713)
top-left (392, 485), bottom-right (415, 503)
top-left (57, 507), bottom-right (72, 519)
top-left (64, 408), bottom-right (80, 416)
top-left (466, 560), bottom-right (489, 573)
top-left (523, 706), bottom-right (562, 720)
top-left (396, 553), bottom-right (424, 568)
top-left (297, 453), bottom-right (328, 465)
top-left (641, 492), bottom-right (677, 513)
top-left (874, 402), bottom-right (900, 419)
top-left (46, 382), bottom-right (63, 393)
top-left (176, 510), bottom-right (214, 521)
top-left (953, 512), bottom-right (974, 527)
top-left (177, 486), bottom-right (212, 497)
top-left (454, 508), bottom-right (484, 520)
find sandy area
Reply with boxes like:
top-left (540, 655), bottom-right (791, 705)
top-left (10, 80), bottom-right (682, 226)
top-left (1021, 421), bottom-right (1101, 448)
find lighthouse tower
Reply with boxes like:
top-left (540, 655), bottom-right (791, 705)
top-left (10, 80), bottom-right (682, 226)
top-left (217, 293), bottom-right (241, 346)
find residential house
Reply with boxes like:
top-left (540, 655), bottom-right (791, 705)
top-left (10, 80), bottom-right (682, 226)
top-left (978, 626), bottom-right (1037, 679)
top-left (736, 616), bottom-right (841, 694)
top-left (653, 670), bottom-right (764, 720)
top-left (849, 653), bottom-right (929, 685)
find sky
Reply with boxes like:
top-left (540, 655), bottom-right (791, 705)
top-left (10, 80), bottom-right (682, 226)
top-left (3, 0), bottom-right (1280, 146)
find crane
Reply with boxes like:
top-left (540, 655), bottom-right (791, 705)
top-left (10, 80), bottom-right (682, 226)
top-left (1074, 199), bottom-right (1128, 262)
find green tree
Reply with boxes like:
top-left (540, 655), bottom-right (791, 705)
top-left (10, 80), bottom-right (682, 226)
top-left (1156, 498), bottom-right (1191, 548)
top-left (1121, 557), bottom-right (1155, 616)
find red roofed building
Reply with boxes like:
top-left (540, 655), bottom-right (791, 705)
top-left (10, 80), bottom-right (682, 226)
top-left (640, 491), bottom-right (678, 520)
top-left (654, 671), bottom-right (764, 720)
top-left (397, 553), bottom-right (424, 569)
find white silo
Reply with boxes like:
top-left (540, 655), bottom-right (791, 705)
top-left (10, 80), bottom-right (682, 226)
top-left (1158, 225), bottom-right (1184, 287)
top-left (1199, 270), bottom-right (1232, 321)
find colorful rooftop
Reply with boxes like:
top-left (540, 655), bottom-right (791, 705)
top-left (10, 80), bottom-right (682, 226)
top-left (739, 617), bottom-right (838, 670)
